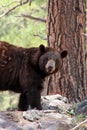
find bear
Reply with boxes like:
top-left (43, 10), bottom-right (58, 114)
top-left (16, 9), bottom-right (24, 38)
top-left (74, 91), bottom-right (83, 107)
top-left (0, 41), bottom-right (67, 111)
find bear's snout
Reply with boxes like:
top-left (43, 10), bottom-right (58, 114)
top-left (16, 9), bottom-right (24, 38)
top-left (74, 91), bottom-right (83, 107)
top-left (45, 59), bottom-right (55, 73)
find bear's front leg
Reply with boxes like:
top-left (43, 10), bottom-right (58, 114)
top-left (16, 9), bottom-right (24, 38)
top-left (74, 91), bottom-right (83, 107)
top-left (27, 89), bottom-right (42, 110)
top-left (18, 93), bottom-right (29, 111)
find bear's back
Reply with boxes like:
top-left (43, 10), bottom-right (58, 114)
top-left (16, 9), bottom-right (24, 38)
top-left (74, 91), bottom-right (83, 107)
top-left (0, 41), bottom-right (25, 91)
top-left (0, 41), bottom-right (40, 92)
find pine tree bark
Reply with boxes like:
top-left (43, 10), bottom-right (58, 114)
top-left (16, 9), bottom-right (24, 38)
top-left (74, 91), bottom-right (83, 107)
top-left (47, 0), bottom-right (87, 102)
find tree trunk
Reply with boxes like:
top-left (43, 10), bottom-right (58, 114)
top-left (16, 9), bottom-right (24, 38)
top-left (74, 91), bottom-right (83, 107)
top-left (47, 0), bottom-right (87, 102)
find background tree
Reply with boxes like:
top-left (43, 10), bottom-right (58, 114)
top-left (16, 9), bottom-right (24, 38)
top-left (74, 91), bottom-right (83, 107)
top-left (47, 0), bottom-right (87, 102)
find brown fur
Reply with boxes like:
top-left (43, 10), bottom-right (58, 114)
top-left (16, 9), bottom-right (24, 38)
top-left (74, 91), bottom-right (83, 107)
top-left (0, 41), bottom-right (67, 110)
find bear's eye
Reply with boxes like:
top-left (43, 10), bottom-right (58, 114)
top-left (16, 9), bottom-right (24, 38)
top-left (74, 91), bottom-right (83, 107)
top-left (48, 57), bottom-right (50, 60)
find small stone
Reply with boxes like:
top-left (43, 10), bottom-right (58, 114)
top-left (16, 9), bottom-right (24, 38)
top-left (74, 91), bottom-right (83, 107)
top-left (23, 110), bottom-right (43, 121)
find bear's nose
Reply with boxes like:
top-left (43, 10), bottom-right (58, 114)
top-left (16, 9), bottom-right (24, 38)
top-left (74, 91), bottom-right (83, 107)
top-left (48, 66), bottom-right (53, 73)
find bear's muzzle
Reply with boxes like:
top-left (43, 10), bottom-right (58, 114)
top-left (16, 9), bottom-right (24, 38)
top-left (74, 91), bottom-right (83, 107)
top-left (45, 59), bottom-right (55, 73)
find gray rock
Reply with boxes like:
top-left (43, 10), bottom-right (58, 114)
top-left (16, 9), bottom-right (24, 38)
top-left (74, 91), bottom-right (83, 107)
top-left (23, 110), bottom-right (44, 121)
top-left (41, 94), bottom-right (70, 112)
top-left (39, 118), bottom-right (70, 130)
top-left (42, 94), bottom-right (68, 102)
top-left (0, 112), bottom-right (22, 130)
top-left (23, 123), bottom-right (38, 130)
top-left (75, 98), bottom-right (87, 115)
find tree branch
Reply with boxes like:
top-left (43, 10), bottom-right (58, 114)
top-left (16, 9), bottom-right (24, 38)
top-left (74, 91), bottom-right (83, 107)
top-left (33, 34), bottom-right (47, 40)
top-left (0, 0), bottom-right (31, 18)
top-left (70, 119), bottom-right (87, 130)
top-left (17, 14), bottom-right (46, 23)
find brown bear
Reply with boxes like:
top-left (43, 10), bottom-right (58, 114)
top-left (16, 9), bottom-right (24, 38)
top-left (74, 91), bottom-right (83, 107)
top-left (0, 41), bottom-right (67, 111)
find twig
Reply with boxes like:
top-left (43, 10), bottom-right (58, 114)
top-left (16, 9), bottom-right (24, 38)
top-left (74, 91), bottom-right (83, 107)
top-left (33, 34), bottom-right (47, 40)
top-left (70, 119), bottom-right (87, 130)
top-left (17, 14), bottom-right (46, 23)
top-left (0, 4), bottom-right (20, 18)
top-left (0, 0), bottom-right (30, 18)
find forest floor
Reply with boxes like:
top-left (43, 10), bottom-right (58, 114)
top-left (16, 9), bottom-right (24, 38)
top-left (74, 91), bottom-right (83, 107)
top-left (0, 94), bottom-right (87, 130)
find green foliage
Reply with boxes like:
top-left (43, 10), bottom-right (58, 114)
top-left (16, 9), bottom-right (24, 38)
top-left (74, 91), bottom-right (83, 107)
top-left (67, 109), bottom-right (75, 116)
top-left (0, 91), bottom-right (19, 111)
top-left (0, 0), bottom-right (47, 47)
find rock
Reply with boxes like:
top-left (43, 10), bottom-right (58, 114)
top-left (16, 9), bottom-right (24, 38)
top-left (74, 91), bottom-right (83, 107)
top-left (75, 97), bottom-right (87, 115)
top-left (23, 123), bottom-right (38, 130)
top-left (39, 118), bottom-right (71, 130)
top-left (0, 112), bottom-right (22, 130)
top-left (42, 94), bottom-right (68, 102)
top-left (23, 110), bottom-right (43, 121)
top-left (41, 94), bottom-right (70, 112)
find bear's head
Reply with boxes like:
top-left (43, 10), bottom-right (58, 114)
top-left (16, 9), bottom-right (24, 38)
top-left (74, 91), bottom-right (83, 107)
top-left (39, 45), bottom-right (67, 75)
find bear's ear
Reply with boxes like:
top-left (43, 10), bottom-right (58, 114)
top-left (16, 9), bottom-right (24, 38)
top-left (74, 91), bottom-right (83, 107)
top-left (61, 50), bottom-right (68, 58)
top-left (39, 44), bottom-right (45, 53)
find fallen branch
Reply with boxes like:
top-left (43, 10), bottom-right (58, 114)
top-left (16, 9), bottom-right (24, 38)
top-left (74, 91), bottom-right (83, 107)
top-left (70, 119), bottom-right (87, 130)
top-left (0, 0), bottom-right (30, 18)
top-left (17, 14), bottom-right (46, 23)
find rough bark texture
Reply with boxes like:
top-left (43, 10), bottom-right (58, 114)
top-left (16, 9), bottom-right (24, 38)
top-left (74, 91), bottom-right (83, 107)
top-left (47, 0), bottom-right (87, 102)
